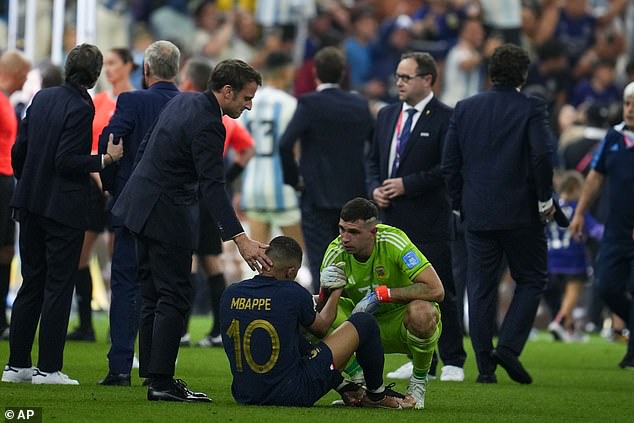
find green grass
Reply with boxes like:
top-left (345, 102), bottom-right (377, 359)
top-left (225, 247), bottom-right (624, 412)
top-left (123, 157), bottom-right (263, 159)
top-left (1, 314), bottom-right (633, 422)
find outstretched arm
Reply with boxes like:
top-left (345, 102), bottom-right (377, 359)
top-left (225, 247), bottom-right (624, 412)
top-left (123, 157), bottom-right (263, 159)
top-left (308, 288), bottom-right (343, 338)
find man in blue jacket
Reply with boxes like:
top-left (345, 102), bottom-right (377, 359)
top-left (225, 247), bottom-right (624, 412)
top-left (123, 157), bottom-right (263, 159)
top-left (2, 44), bottom-right (122, 385)
top-left (97, 40), bottom-right (181, 387)
top-left (442, 43), bottom-right (556, 385)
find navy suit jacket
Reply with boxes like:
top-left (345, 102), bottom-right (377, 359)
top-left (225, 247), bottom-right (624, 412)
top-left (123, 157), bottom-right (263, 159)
top-left (441, 86), bottom-right (554, 231)
top-left (98, 81), bottom-right (179, 224)
top-left (279, 87), bottom-right (374, 209)
top-left (11, 83), bottom-right (101, 230)
top-left (111, 91), bottom-right (243, 250)
top-left (366, 96), bottom-right (453, 243)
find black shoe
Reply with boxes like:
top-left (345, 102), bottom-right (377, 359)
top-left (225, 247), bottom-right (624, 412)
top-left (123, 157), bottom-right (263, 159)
top-left (98, 372), bottom-right (131, 386)
top-left (66, 329), bottom-right (96, 342)
top-left (491, 348), bottom-right (532, 384)
top-left (475, 374), bottom-right (497, 384)
top-left (618, 354), bottom-right (634, 369)
top-left (147, 378), bottom-right (211, 402)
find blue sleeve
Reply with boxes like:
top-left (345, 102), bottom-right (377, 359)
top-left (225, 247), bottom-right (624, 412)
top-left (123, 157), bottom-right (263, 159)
top-left (591, 130), bottom-right (613, 175)
top-left (295, 285), bottom-right (317, 328)
top-left (98, 93), bottom-right (136, 192)
top-left (279, 98), bottom-right (309, 188)
top-left (441, 106), bottom-right (463, 211)
top-left (55, 102), bottom-right (101, 175)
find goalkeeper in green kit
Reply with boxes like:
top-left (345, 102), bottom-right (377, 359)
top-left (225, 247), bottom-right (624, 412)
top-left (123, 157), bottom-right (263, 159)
top-left (319, 197), bottom-right (445, 410)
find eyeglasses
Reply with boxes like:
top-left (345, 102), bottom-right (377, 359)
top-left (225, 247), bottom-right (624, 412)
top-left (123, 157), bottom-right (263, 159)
top-left (394, 73), bottom-right (428, 83)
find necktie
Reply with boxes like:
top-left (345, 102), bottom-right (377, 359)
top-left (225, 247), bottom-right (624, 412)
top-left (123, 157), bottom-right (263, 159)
top-left (391, 108), bottom-right (417, 177)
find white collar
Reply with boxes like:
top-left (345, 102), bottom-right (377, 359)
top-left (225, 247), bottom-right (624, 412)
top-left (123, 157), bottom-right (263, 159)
top-left (317, 83), bottom-right (340, 92)
top-left (402, 91), bottom-right (434, 114)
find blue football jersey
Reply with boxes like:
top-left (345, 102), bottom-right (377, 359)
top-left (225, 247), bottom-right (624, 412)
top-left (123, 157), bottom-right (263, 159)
top-left (220, 275), bottom-right (316, 404)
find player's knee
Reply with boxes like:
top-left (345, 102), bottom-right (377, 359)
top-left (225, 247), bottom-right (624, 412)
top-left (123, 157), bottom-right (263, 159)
top-left (405, 301), bottom-right (437, 338)
top-left (347, 312), bottom-right (379, 345)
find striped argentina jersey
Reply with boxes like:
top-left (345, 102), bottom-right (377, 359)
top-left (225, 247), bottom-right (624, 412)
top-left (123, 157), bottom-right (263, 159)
top-left (240, 85), bottom-right (298, 212)
top-left (321, 224), bottom-right (431, 314)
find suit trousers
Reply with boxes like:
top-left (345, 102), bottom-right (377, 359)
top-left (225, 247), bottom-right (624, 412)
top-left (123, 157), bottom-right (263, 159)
top-left (465, 225), bottom-right (547, 375)
top-left (300, 202), bottom-right (340, 293)
top-left (417, 240), bottom-right (467, 368)
top-left (136, 235), bottom-right (193, 378)
top-left (595, 241), bottom-right (634, 354)
top-left (107, 226), bottom-right (140, 374)
top-left (9, 211), bottom-right (83, 372)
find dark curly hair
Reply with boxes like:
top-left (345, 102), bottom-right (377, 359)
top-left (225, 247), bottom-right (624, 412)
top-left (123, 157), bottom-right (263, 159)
top-left (488, 44), bottom-right (529, 88)
top-left (65, 44), bottom-right (103, 89)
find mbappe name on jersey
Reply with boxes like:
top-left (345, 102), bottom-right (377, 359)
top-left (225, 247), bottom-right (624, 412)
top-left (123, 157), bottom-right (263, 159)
top-left (230, 297), bottom-right (272, 311)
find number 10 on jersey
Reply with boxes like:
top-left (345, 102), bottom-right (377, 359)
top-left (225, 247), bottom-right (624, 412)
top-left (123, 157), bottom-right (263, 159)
top-left (226, 318), bottom-right (281, 374)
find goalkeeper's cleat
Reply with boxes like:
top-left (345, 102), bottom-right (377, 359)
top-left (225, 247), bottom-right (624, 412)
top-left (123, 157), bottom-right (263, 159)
top-left (387, 361), bottom-right (413, 379)
top-left (361, 383), bottom-right (411, 409)
top-left (407, 376), bottom-right (427, 409)
top-left (336, 381), bottom-right (366, 406)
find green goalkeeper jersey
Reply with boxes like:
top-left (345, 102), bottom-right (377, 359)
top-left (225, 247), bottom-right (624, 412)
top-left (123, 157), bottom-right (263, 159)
top-left (321, 224), bottom-right (431, 314)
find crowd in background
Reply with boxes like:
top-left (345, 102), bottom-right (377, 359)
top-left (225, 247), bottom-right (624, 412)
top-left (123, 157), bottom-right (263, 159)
top-left (1, 0), bottom-right (633, 350)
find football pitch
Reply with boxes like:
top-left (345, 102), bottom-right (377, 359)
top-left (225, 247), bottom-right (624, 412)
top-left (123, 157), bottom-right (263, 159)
top-left (1, 315), bottom-right (632, 423)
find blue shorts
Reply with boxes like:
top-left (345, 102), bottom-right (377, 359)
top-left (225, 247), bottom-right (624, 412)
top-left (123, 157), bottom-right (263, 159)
top-left (269, 341), bottom-right (342, 407)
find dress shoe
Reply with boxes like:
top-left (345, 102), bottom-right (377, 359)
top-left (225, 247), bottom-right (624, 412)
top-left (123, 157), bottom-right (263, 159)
top-left (475, 374), bottom-right (497, 384)
top-left (491, 348), bottom-right (532, 384)
top-left (66, 329), bottom-right (96, 342)
top-left (147, 378), bottom-right (211, 402)
top-left (618, 354), bottom-right (634, 369)
top-left (98, 373), bottom-right (131, 386)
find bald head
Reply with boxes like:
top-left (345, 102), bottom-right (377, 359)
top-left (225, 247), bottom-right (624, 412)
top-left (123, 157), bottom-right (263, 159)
top-left (0, 50), bottom-right (31, 94)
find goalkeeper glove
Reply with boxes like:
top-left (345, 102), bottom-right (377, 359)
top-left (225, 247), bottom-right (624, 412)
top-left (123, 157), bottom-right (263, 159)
top-left (320, 262), bottom-right (347, 289)
top-left (351, 285), bottom-right (393, 315)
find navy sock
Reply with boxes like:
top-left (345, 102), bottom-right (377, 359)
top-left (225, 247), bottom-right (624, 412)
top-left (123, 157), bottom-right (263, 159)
top-left (347, 312), bottom-right (384, 391)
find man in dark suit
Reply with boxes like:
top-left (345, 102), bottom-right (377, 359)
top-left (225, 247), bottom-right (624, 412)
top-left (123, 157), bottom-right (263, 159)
top-left (1, 44), bottom-right (123, 385)
top-left (366, 52), bottom-right (466, 382)
top-left (97, 40), bottom-right (181, 387)
top-left (280, 46), bottom-right (374, 293)
top-left (112, 59), bottom-right (270, 402)
top-left (442, 44), bottom-right (556, 384)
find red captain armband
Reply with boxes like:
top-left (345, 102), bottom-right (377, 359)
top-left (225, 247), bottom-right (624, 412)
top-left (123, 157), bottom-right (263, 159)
top-left (375, 285), bottom-right (394, 302)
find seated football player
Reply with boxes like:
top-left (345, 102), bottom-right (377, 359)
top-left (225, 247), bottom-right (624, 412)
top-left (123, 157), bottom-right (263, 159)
top-left (319, 197), bottom-right (445, 410)
top-left (220, 236), bottom-right (413, 408)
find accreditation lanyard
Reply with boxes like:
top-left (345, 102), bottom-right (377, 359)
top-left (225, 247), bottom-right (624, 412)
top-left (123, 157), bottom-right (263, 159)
top-left (393, 109), bottom-right (415, 173)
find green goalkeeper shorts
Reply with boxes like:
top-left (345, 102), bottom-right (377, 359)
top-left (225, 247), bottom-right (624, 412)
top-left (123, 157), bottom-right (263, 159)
top-left (334, 297), bottom-right (441, 353)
